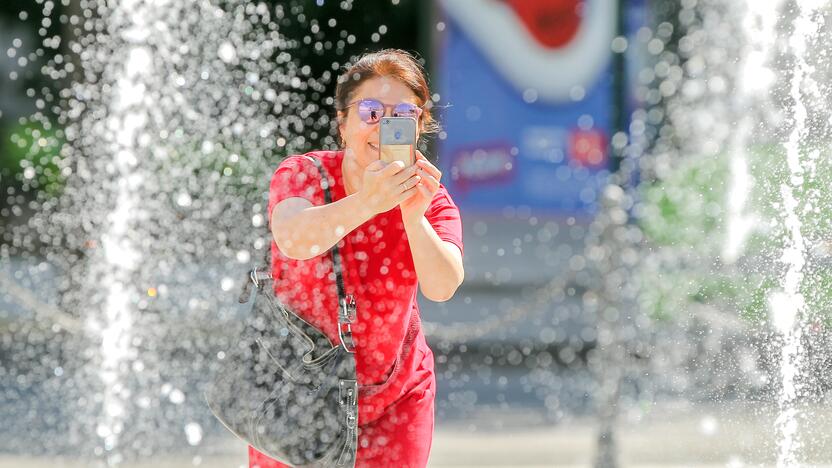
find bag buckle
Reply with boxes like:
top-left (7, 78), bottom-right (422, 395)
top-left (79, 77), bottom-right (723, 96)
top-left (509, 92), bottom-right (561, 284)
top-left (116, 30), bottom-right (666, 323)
top-left (337, 294), bottom-right (357, 352)
top-left (339, 380), bottom-right (357, 406)
top-left (239, 268), bottom-right (272, 303)
top-left (340, 294), bottom-right (357, 322)
top-left (250, 268), bottom-right (272, 287)
top-left (338, 322), bottom-right (356, 353)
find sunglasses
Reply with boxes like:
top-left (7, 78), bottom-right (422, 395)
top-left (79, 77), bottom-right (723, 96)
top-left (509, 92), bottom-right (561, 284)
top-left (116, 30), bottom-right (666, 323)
top-left (344, 98), bottom-right (423, 124)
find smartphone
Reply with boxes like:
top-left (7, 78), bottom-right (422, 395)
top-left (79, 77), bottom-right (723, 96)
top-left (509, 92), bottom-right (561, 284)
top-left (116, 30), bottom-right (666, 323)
top-left (379, 116), bottom-right (417, 166)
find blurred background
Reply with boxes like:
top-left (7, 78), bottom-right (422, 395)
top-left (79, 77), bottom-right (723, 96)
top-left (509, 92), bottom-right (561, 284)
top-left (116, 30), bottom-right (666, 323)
top-left (2, 0), bottom-right (832, 466)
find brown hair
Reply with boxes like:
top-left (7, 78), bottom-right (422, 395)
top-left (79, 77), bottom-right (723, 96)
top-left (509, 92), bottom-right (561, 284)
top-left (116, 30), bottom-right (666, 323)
top-left (334, 49), bottom-right (440, 145)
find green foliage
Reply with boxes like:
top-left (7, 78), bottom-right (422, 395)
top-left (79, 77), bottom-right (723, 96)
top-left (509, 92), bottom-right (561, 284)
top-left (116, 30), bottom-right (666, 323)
top-left (639, 151), bottom-right (729, 247)
top-left (741, 277), bottom-right (776, 323)
top-left (1, 119), bottom-right (67, 197)
top-left (637, 142), bottom-right (832, 325)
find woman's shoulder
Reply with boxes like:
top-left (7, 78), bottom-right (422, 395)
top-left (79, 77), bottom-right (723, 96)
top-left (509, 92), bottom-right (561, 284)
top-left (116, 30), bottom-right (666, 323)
top-left (283, 149), bottom-right (343, 164)
top-left (276, 149), bottom-right (343, 171)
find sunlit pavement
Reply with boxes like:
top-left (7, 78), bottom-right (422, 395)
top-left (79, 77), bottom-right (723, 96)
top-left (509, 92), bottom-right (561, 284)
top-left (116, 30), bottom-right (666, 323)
top-left (1, 402), bottom-right (831, 467)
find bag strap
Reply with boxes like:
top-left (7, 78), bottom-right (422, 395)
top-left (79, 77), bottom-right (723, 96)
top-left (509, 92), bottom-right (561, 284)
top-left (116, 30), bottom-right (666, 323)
top-left (304, 156), bottom-right (357, 352)
top-left (252, 154), bottom-right (357, 353)
top-left (306, 156), bottom-right (347, 305)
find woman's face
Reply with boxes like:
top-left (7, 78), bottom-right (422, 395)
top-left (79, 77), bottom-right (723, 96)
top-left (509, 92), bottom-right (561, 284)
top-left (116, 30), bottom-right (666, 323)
top-left (338, 75), bottom-right (422, 169)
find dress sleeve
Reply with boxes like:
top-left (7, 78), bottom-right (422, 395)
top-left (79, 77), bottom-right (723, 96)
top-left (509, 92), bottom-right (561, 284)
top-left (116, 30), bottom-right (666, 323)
top-left (425, 185), bottom-right (464, 257)
top-left (267, 155), bottom-right (323, 229)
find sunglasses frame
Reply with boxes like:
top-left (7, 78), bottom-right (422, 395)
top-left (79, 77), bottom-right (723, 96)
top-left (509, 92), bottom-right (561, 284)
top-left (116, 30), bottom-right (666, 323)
top-left (343, 98), bottom-right (424, 125)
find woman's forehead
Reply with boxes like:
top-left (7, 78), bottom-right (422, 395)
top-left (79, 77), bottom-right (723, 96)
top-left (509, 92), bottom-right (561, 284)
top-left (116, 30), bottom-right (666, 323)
top-left (353, 76), bottom-right (418, 103)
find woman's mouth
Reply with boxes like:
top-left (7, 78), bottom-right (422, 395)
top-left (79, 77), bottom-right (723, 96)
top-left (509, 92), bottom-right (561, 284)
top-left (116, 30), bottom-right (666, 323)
top-left (368, 142), bottom-right (379, 152)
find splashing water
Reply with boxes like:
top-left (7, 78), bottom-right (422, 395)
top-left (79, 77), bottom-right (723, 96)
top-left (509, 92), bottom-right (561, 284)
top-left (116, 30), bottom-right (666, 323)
top-left (722, 0), bottom-right (783, 264)
top-left (2, 0), bottom-right (342, 462)
top-left (637, 0), bottom-right (832, 464)
top-left (772, 2), bottom-right (825, 466)
top-left (84, 0), bottom-right (154, 461)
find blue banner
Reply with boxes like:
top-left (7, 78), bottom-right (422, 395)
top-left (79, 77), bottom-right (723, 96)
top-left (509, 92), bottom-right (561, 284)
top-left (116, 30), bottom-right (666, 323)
top-left (436, 0), bottom-right (647, 216)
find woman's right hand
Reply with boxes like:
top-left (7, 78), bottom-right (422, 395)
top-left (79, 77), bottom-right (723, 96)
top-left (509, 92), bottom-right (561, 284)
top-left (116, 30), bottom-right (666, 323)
top-left (358, 160), bottom-right (421, 216)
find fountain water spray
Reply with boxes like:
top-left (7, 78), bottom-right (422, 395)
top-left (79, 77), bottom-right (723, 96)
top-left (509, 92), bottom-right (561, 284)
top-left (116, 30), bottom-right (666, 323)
top-left (80, 1), bottom-right (161, 463)
top-left (5, 0), bottom-right (337, 462)
top-left (723, 0), bottom-right (783, 264)
top-left (772, 1), bottom-right (825, 466)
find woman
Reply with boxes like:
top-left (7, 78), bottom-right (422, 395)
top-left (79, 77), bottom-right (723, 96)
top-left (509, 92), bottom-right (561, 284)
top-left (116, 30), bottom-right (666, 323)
top-left (249, 49), bottom-right (464, 467)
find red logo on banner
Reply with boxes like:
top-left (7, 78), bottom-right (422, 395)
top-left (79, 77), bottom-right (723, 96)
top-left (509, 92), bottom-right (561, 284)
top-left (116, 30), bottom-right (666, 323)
top-left (505, 0), bottom-right (583, 48)
top-left (569, 129), bottom-right (607, 168)
top-left (451, 142), bottom-right (515, 192)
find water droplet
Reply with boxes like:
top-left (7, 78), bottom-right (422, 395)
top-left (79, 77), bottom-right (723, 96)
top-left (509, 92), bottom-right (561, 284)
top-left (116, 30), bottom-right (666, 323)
top-left (169, 388), bottom-right (185, 404)
top-left (236, 250), bottom-right (251, 263)
top-left (176, 192), bottom-right (192, 207)
top-left (218, 42), bottom-right (236, 63)
top-left (184, 422), bottom-right (203, 445)
top-left (699, 415), bottom-right (718, 435)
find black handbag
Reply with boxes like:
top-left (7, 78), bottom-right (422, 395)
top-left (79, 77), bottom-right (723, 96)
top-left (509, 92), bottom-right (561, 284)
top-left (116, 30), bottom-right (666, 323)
top-left (204, 156), bottom-right (360, 467)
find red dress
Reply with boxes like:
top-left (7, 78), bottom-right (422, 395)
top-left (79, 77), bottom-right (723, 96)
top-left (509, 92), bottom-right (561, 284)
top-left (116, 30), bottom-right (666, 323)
top-left (249, 150), bottom-right (464, 468)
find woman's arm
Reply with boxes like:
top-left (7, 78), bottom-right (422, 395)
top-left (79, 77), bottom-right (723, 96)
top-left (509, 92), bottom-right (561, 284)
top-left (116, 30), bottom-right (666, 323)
top-left (271, 194), bottom-right (373, 260)
top-left (399, 151), bottom-right (465, 302)
top-left (404, 217), bottom-right (464, 302)
top-left (272, 160), bottom-right (421, 260)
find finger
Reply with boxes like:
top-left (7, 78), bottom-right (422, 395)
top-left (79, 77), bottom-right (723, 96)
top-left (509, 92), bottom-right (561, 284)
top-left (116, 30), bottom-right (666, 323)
top-left (403, 183), bottom-right (431, 205)
top-left (417, 171), bottom-right (440, 192)
top-left (390, 164), bottom-right (419, 185)
top-left (366, 160), bottom-right (386, 172)
top-left (395, 185), bottom-right (420, 204)
top-left (417, 164), bottom-right (442, 184)
top-left (416, 159), bottom-right (442, 180)
top-left (415, 150), bottom-right (428, 161)
top-left (381, 160), bottom-right (406, 176)
top-left (416, 157), bottom-right (439, 174)
top-left (397, 174), bottom-right (421, 193)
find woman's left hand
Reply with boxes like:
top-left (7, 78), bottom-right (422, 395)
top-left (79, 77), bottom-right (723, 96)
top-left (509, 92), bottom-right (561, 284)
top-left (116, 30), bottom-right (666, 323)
top-left (399, 150), bottom-right (442, 227)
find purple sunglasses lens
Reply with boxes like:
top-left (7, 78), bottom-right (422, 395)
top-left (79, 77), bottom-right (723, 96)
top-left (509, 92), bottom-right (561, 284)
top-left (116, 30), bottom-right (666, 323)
top-left (393, 103), bottom-right (421, 117)
top-left (355, 99), bottom-right (421, 123)
top-left (357, 99), bottom-right (384, 123)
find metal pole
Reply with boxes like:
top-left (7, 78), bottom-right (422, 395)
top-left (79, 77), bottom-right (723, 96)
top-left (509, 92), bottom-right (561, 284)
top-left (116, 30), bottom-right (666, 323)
top-left (593, 0), bottom-right (629, 466)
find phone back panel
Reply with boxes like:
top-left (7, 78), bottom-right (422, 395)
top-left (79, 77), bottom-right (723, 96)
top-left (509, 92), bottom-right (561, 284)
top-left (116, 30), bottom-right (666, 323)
top-left (380, 117), bottom-right (417, 165)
